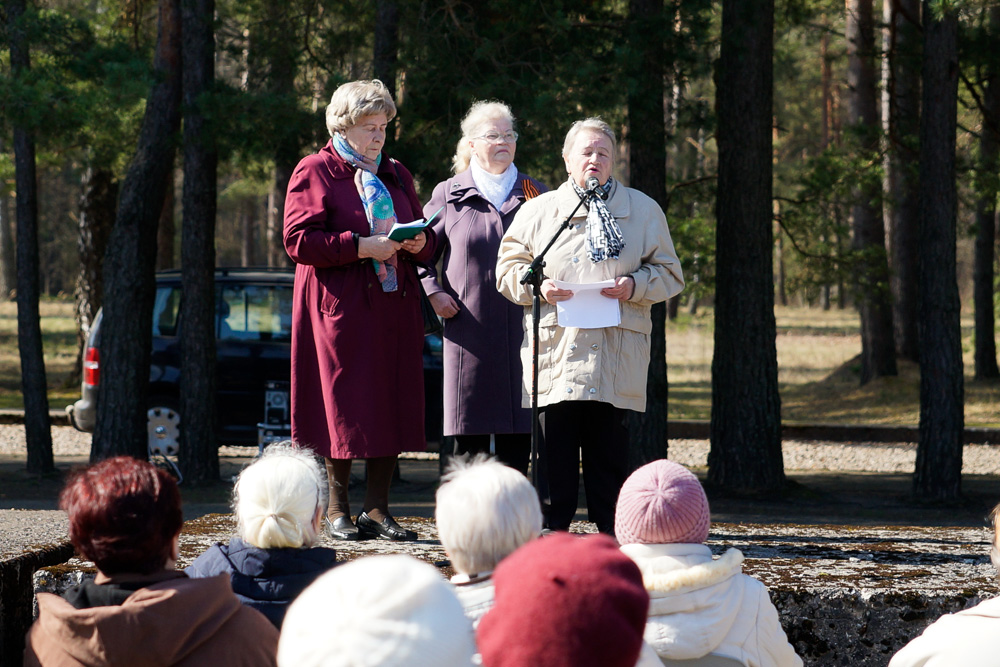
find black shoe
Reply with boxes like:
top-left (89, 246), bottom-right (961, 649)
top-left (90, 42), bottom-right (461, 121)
top-left (325, 515), bottom-right (360, 541)
top-left (356, 511), bottom-right (417, 541)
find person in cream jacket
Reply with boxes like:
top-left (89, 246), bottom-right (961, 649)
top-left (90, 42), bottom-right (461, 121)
top-left (615, 460), bottom-right (802, 667)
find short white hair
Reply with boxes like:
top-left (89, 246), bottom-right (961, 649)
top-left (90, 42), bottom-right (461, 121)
top-left (562, 117), bottom-right (617, 160)
top-left (233, 442), bottom-right (326, 549)
top-left (435, 455), bottom-right (542, 576)
top-left (452, 100), bottom-right (516, 174)
top-left (278, 555), bottom-right (475, 667)
top-left (325, 79), bottom-right (397, 137)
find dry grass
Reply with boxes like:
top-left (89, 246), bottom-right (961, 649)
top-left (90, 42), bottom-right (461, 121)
top-left (0, 299), bottom-right (79, 409)
top-left (1, 298), bottom-right (998, 426)
top-left (667, 305), bottom-right (1000, 427)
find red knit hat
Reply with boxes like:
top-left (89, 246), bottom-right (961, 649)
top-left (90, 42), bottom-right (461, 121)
top-left (476, 533), bottom-right (649, 667)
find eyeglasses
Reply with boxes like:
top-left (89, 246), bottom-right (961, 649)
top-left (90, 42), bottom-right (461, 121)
top-left (475, 131), bottom-right (518, 144)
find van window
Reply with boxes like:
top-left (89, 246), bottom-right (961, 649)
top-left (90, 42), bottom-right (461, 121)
top-left (153, 287), bottom-right (181, 337)
top-left (218, 285), bottom-right (293, 342)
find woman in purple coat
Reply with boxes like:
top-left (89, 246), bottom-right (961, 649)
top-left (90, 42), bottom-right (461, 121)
top-left (421, 101), bottom-right (547, 475)
top-left (283, 79), bottom-right (435, 542)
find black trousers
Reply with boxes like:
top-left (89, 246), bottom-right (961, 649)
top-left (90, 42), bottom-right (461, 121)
top-left (537, 401), bottom-right (630, 534)
top-left (453, 433), bottom-right (531, 477)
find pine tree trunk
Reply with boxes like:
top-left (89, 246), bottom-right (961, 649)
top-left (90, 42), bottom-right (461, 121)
top-left (9, 0), bottom-right (54, 474)
top-left (156, 167), bottom-right (175, 270)
top-left (625, 0), bottom-right (669, 470)
top-left (73, 165), bottom-right (117, 387)
top-left (914, 1), bottom-right (963, 502)
top-left (374, 0), bottom-right (399, 97)
top-left (708, 0), bottom-right (785, 494)
top-left (92, 0), bottom-right (182, 462)
top-left (884, 0), bottom-right (921, 362)
top-left (972, 6), bottom-right (1000, 381)
top-left (178, 0), bottom-right (220, 484)
top-left (847, 0), bottom-right (896, 385)
top-left (0, 138), bottom-right (15, 300)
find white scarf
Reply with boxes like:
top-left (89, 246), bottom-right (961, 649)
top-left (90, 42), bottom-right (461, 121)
top-left (471, 160), bottom-right (518, 211)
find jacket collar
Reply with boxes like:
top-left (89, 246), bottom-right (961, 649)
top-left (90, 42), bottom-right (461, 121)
top-left (620, 544), bottom-right (744, 594)
top-left (319, 139), bottom-right (399, 183)
top-left (554, 178), bottom-right (630, 220)
top-left (447, 168), bottom-right (531, 215)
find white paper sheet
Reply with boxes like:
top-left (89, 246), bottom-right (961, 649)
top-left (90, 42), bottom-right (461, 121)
top-left (551, 279), bottom-right (620, 329)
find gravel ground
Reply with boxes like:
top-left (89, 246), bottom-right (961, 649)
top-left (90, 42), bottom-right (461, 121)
top-left (3, 425), bottom-right (1000, 475)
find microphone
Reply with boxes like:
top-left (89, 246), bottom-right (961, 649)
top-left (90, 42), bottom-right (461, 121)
top-left (585, 176), bottom-right (601, 193)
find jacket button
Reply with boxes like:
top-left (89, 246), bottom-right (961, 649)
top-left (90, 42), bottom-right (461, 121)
top-left (569, 343), bottom-right (577, 351)
top-left (572, 257), bottom-right (579, 263)
top-left (591, 343), bottom-right (599, 350)
top-left (565, 387), bottom-right (573, 394)
top-left (589, 388), bottom-right (596, 394)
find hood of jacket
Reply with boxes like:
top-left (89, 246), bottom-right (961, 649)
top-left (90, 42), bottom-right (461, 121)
top-left (186, 538), bottom-right (338, 621)
top-left (29, 571), bottom-right (266, 666)
top-left (620, 543), bottom-right (747, 660)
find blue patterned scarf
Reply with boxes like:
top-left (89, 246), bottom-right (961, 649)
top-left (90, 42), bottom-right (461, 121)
top-left (333, 133), bottom-right (398, 291)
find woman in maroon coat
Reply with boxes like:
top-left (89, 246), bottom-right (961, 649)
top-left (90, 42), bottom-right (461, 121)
top-left (283, 79), bottom-right (435, 542)
top-left (420, 101), bottom-right (547, 474)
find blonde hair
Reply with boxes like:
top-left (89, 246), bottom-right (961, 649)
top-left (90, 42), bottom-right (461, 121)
top-left (234, 442), bottom-right (327, 549)
top-left (325, 79), bottom-right (397, 137)
top-left (452, 100), bottom-right (517, 174)
top-left (562, 117), bottom-right (617, 160)
top-left (435, 455), bottom-right (541, 575)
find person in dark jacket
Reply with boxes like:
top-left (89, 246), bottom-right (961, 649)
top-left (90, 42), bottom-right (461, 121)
top-left (284, 78), bottom-right (435, 542)
top-left (420, 101), bottom-right (547, 475)
top-left (187, 442), bottom-right (338, 628)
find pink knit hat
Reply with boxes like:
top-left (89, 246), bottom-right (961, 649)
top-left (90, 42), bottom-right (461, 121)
top-left (477, 533), bottom-right (649, 667)
top-left (614, 459), bottom-right (710, 545)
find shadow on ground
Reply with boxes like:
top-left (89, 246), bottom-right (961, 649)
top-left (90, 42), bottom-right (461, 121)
top-left (1, 447), bottom-right (998, 528)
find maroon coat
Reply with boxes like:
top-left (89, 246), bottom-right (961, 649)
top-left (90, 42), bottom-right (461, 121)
top-left (284, 141), bottom-right (435, 459)
top-left (420, 169), bottom-right (547, 436)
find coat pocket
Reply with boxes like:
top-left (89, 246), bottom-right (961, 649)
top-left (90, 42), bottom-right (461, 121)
top-left (315, 266), bottom-right (345, 316)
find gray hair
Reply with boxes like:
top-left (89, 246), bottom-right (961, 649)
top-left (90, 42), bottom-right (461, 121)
top-left (562, 117), bottom-right (617, 160)
top-left (452, 100), bottom-right (517, 174)
top-left (233, 442), bottom-right (327, 549)
top-left (325, 79), bottom-right (397, 137)
top-left (435, 455), bottom-right (542, 576)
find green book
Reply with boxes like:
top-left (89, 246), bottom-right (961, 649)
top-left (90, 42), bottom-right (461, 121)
top-left (387, 205), bottom-right (445, 242)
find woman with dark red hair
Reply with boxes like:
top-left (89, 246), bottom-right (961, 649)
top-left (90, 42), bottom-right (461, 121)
top-left (24, 456), bottom-right (278, 667)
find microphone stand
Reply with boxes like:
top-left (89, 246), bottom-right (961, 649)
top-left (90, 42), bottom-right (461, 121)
top-left (520, 187), bottom-right (599, 492)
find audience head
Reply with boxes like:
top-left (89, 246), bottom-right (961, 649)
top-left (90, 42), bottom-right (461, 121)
top-left (477, 532), bottom-right (649, 667)
top-left (234, 441), bottom-right (327, 549)
top-left (615, 459), bottom-right (711, 546)
top-left (278, 554), bottom-right (475, 667)
top-left (435, 455), bottom-right (542, 576)
top-left (60, 455), bottom-right (183, 575)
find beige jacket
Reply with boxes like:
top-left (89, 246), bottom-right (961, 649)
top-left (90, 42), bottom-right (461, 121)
top-left (496, 180), bottom-right (683, 412)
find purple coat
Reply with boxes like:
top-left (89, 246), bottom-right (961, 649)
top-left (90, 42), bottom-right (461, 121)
top-left (284, 141), bottom-right (436, 459)
top-left (421, 169), bottom-right (547, 436)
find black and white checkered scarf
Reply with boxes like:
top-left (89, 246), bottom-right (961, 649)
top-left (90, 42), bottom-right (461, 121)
top-left (571, 177), bottom-right (624, 263)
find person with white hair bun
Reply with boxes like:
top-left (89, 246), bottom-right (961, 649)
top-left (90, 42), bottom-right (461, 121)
top-left (187, 442), bottom-right (338, 628)
top-left (278, 554), bottom-right (476, 667)
top-left (435, 455), bottom-right (542, 626)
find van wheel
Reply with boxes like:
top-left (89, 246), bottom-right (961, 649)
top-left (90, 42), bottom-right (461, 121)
top-left (147, 398), bottom-right (181, 457)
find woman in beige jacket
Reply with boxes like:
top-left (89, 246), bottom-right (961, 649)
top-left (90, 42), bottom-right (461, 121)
top-left (496, 117), bottom-right (684, 534)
